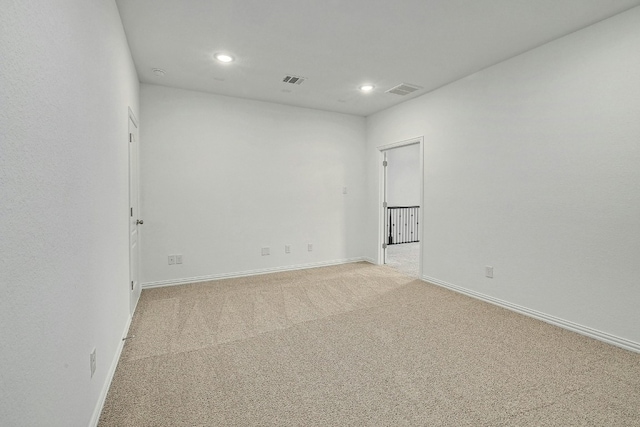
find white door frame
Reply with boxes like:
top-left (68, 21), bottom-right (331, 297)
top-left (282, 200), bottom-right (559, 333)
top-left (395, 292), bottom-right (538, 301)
top-left (377, 136), bottom-right (424, 279)
top-left (128, 107), bottom-right (141, 315)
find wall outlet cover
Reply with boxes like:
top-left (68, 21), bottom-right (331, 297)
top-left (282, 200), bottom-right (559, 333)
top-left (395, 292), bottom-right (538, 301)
top-left (485, 266), bottom-right (494, 278)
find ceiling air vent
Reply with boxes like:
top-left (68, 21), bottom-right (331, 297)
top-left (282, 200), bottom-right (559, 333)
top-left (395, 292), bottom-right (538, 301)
top-left (386, 83), bottom-right (422, 96)
top-left (282, 75), bottom-right (306, 85)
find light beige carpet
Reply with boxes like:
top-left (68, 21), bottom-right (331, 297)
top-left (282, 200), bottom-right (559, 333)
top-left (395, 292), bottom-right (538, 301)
top-left (99, 262), bottom-right (640, 426)
top-left (385, 242), bottom-right (420, 277)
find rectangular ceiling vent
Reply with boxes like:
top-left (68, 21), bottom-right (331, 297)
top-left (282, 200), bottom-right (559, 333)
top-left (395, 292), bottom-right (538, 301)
top-left (282, 75), bottom-right (306, 85)
top-left (386, 83), bottom-right (422, 96)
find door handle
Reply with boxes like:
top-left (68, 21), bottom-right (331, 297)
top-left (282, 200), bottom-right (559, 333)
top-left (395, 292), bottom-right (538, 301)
top-left (136, 219), bottom-right (144, 225)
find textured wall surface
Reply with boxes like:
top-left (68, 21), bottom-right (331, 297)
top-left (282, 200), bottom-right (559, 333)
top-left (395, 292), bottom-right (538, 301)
top-left (366, 7), bottom-right (640, 344)
top-left (140, 84), bottom-right (366, 285)
top-left (0, 1), bottom-right (139, 425)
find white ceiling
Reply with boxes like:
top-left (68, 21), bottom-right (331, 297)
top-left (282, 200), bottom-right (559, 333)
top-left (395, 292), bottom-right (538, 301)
top-left (116, 0), bottom-right (640, 117)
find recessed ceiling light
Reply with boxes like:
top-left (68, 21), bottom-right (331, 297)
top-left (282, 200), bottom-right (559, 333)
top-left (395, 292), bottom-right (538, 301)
top-left (152, 68), bottom-right (166, 77)
top-left (359, 84), bottom-right (374, 92)
top-left (214, 53), bottom-right (234, 63)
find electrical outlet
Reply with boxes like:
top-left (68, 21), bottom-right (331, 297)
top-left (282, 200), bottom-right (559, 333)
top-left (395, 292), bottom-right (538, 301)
top-left (90, 348), bottom-right (96, 378)
top-left (168, 255), bottom-right (176, 265)
top-left (176, 254), bottom-right (183, 264)
top-left (285, 245), bottom-right (291, 254)
top-left (261, 247), bottom-right (270, 256)
top-left (308, 243), bottom-right (313, 252)
top-left (485, 266), bottom-right (494, 278)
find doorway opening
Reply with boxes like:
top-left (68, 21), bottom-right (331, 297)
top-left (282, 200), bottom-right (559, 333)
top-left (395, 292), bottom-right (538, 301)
top-left (378, 137), bottom-right (424, 278)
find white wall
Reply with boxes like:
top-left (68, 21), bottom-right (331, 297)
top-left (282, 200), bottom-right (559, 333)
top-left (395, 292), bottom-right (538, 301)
top-left (366, 7), bottom-right (640, 346)
top-left (0, 1), bottom-right (139, 425)
top-left (386, 144), bottom-right (421, 207)
top-left (140, 84), bottom-right (366, 285)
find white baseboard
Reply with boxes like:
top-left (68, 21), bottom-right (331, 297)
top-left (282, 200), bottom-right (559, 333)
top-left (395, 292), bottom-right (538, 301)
top-left (142, 257), bottom-right (368, 289)
top-left (362, 257), bottom-right (376, 264)
top-left (422, 275), bottom-right (640, 354)
top-left (88, 313), bottom-right (133, 427)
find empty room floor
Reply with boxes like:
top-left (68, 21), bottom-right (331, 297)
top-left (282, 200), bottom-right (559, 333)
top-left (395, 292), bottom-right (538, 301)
top-left (385, 242), bottom-right (420, 277)
top-left (100, 262), bottom-right (640, 426)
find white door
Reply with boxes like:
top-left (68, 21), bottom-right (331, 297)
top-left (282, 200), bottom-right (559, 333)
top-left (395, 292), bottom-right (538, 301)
top-left (378, 138), bottom-right (424, 278)
top-left (128, 110), bottom-right (141, 314)
top-left (382, 151), bottom-right (388, 264)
